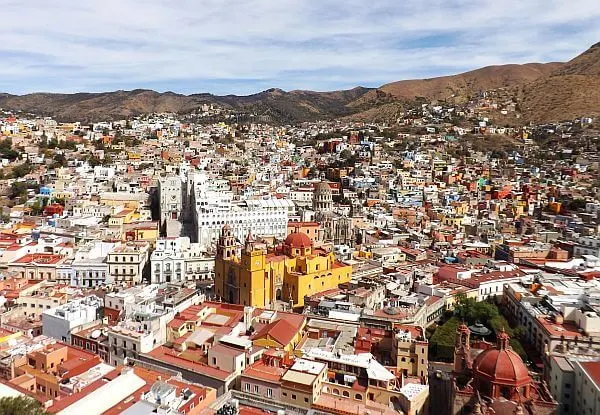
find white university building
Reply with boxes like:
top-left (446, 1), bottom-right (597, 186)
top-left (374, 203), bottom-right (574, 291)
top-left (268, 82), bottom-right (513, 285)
top-left (186, 172), bottom-right (294, 248)
top-left (150, 236), bottom-right (215, 284)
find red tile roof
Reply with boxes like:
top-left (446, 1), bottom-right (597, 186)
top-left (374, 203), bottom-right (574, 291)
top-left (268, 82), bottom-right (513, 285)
top-left (12, 253), bottom-right (64, 265)
top-left (242, 360), bottom-right (287, 383)
top-left (581, 361), bottom-right (600, 388)
top-left (251, 319), bottom-right (298, 346)
top-left (145, 346), bottom-right (232, 381)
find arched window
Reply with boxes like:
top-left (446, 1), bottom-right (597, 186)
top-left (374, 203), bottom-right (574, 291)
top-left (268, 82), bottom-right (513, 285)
top-left (355, 393), bottom-right (362, 401)
top-left (332, 388), bottom-right (340, 395)
top-left (342, 391), bottom-right (349, 397)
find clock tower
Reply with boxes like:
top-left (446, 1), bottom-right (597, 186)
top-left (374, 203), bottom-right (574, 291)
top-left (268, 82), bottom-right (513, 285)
top-left (242, 231), bottom-right (266, 271)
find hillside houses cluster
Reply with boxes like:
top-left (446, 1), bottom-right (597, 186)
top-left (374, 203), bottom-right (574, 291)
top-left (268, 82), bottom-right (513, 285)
top-left (0, 104), bottom-right (597, 414)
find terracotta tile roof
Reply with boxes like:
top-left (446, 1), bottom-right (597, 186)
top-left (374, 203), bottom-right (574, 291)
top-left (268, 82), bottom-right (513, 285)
top-left (242, 360), bottom-right (287, 383)
top-left (145, 346), bottom-right (233, 381)
top-left (12, 253), bottom-right (64, 265)
top-left (580, 361), bottom-right (600, 388)
top-left (251, 319), bottom-right (297, 346)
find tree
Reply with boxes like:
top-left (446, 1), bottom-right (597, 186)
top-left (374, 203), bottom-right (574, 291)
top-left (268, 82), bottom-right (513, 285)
top-left (52, 153), bottom-right (68, 168)
top-left (30, 199), bottom-right (45, 216)
top-left (355, 232), bottom-right (363, 245)
top-left (453, 295), bottom-right (499, 325)
top-left (216, 403), bottom-right (238, 415)
top-left (87, 156), bottom-right (102, 167)
top-left (0, 137), bottom-right (19, 160)
top-left (339, 149), bottom-right (352, 160)
top-left (429, 317), bottom-right (461, 361)
top-left (102, 154), bottom-right (113, 166)
top-left (0, 396), bottom-right (49, 415)
top-left (11, 163), bottom-right (33, 179)
top-left (9, 182), bottom-right (28, 199)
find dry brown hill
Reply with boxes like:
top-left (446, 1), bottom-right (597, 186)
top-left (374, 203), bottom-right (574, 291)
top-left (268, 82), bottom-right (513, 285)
top-left (2, 43), bottom-right (600, 124)
top-left (0, 87), bottom-right (389, 124)
top-left (517, 43), bottom-right (600, 123)
top-left (380, 62), bottom-right (562, 102)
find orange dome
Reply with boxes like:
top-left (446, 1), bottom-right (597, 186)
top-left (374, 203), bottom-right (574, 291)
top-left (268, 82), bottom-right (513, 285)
top-left (284, 231), bottom-right (313, 248)
top-left (472, 347), bottom-right (530, 386)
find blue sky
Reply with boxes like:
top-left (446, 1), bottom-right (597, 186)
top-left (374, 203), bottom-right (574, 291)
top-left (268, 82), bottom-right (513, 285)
top-left (1, 0), bottom-right (599, 95)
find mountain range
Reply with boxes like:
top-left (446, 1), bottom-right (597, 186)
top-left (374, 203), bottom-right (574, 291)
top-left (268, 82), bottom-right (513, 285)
top-left (1, 42), bottom-right (599, 124)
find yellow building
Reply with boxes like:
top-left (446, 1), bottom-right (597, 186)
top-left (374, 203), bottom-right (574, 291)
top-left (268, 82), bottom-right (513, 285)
top-left (250, 311), bottom-right (306, 353)
top-left (123, 222), bottom-right (160, 247)
top-left (441, 214), bottom-right (464, 228)
top-left (392, 325), bottom-right (428, 379)
top-left (108, 209), bottom-right (136, 228)
top-left (215, 226), bottom-right (352, 308)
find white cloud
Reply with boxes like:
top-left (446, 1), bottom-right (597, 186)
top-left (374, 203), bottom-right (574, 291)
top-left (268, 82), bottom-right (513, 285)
top-left (0, 0), bottom-right (599, 94)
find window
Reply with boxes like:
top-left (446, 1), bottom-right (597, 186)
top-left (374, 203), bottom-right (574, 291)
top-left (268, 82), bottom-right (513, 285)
top-left (253, 385), bottom-right (258, 394)
top-left (342, 391), bottom-right (350, 397)
top-left (292, 394), bottom-right (296, 400)
top-left (267, 388), bottom-right (272, 398)
top-left (245, 383), bottom-right (250, 392)
top-left (304, 397), bottom-right (309, 403)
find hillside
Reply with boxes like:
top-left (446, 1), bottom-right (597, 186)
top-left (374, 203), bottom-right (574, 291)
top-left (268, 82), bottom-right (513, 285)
top-left (517, 43), bottom-right (600, 123)
top-left (2, 43), bottom-right (600, 124)
top-left (0, 87), bottom-right (398, 124)
top-left (380, 62), bottom-right (562, 102)
top-left (0, 90), bottom-right (204, 122)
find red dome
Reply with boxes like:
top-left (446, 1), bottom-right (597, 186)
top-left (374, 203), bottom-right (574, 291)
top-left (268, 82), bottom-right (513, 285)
top-left (472, 347), bottom-right (531, 386)
top-left (284, 231), bottom-right (313, 248)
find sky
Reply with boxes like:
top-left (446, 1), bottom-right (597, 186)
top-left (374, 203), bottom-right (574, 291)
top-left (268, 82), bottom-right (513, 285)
top-left (1, 0), bottom-right (600, 95)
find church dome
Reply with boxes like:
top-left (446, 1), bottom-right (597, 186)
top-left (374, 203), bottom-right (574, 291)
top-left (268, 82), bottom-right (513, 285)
top-left (472, 331), bottom-right (530, 387)
top-left (314, 181), bottom-right (332, 194)
top-left (284, 231), bottom-right (313, 248)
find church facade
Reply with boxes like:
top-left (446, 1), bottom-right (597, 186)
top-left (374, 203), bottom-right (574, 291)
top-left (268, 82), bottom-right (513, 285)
top-left (312, 181), bottom-right (355, 246)
top-left (214, 224), bottom-right (353, 309)
top-left (451, 323), bottom-right (557, 415)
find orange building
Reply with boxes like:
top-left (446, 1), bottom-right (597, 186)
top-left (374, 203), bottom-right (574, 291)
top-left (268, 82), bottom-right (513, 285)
top-left (286, 222), bottom-right (323, 244)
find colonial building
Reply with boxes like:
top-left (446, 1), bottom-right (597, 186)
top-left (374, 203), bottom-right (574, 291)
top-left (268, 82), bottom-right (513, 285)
top-left (150, 236), bottom-right (214, 283)
top-left (106, 241), bottom-right (150, 285)
top-left (214, 225), bottom-right (353, 308)
top-left (392, 325), bottom-right (429, 379)
top-left (451, 324), bottom-right (558, 415)
top-left (158, 175), bottom-right (183, 223)
top-left (312, 181), bottom-right (354, 246)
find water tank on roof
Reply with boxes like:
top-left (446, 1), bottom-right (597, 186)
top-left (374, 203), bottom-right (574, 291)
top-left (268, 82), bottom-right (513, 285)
top-left (90, 330), bottom-right (101, 339)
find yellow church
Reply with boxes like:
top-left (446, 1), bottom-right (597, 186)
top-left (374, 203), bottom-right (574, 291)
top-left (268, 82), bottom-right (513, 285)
top-left (214, 224), bottom-right (352, 309)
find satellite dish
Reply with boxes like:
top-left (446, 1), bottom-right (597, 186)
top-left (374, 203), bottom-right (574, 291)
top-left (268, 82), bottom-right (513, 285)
top-left (90, 330), bottom-right (101, 339)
